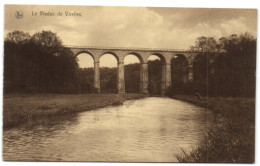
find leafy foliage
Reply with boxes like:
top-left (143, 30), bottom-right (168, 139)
top-left (4, 30), bottom-right (79, 93)
top-left (31, 31), bottom-right (62, 47)
top-left (179, 33), bottom-right (256, 97)
top-left (191, 36), bottom-right (218, 52)
top-left (209, 33), bottom-right (255, 97)
top-left (5, 31), bottom-right (31, 44)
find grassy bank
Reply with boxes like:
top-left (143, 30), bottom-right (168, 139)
top-left (3, 93), bottom-right (148, 130)
top-left (173, 95), bottom-right (255, 163)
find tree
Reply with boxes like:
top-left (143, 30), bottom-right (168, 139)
top-left (31, 30), bottom-right (62, 47)
top-left (4, 30), bottom-right (80, 93)
top-left (189, 33), bottom-right (256, 97)
top-left (191, 36), bottom-right (218, 52)
top-left (212, 33), bottom-right (256, 97)
top-left (5, 31), bottom-right (31, 44)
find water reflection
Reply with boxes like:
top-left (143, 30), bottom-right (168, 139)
top-left (3, 97), bottom-right (212, 162)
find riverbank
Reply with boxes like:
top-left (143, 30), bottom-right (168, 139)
top-left (172, 95), bottom-right (255, 163)
top-left (3, 93), bottom-right (148, 129)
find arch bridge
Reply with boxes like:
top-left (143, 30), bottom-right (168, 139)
top-left (67, 46), bottom-right (222, 95)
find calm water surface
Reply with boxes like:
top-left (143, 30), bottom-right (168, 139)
top-left (3, 97), bottom-right (212, 162)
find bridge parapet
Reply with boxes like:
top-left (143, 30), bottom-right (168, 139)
top-left (65, 45), bottom-right (224, 53)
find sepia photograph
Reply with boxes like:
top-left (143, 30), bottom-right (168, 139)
top-left (2, 2), bottom-right (257, 163)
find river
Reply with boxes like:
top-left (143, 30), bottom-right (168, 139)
top-left (3, 97), bottom-right (212, 162)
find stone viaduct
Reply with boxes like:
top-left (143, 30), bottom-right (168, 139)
top-left (67, 46), bottom-right (222, 95)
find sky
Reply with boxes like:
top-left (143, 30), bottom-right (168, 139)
top-left (4, 5), bottom-right (257, 67)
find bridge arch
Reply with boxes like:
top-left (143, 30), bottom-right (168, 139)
top-left (123, 53), bottom-right (143, 93)
top-left (148, 53), bottom-right (167, 95)
top-left (171, 54), bottom-right (189, 94)
top-left (99, 53), bottom-right (119, 93)
top-left (99, 52), bottom-right (119, 63)
top-left (174, 54), bottom-right (188, 62)
top-left (76, 52), bottom-right (95, 67)
top-left (123, 52), bottom-right (144, 64)
top-left (75, 51), bottom-right (94, 59)
top-left (148, 53), bottom-right (166, 64)
top-left (75, 52), bottom-right (96, 93)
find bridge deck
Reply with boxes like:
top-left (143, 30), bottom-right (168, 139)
top-left (65, 45), bottom-right (221, 53)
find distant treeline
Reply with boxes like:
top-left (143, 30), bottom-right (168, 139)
top-left (78, 61), bottom-right (162, 95)
top-left (4, 31), bottom-right (256, 97)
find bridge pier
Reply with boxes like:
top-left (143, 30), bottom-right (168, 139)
top-left (140, 63), bottom-right (148, 94)
top-left (94, 61), bottom-right (100, 93)
top-left (188, 64), bottom-right (193, 81)
top-left (165, 63), bottom-right (171, 93)
top-left (161, 63), bottom-right (171, 95)
top-left (117, 61), bottom-right (125, 93)
top-left (139, 64), bottom-right (143, 93)
top-left (161, 63), bottom-right (166, 95)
